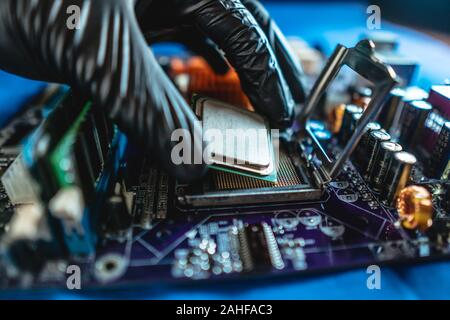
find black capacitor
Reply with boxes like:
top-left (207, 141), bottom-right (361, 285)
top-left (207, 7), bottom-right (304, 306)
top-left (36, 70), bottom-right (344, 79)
top-left (377, 87), bottom-right (405, 131)
top-left (350, 112), bottom-right (363, 133)
top-left (370, 141), bottom-right (403, 192)
top-left (381, 151), bottom-right (417, 206)
top-left (403, 87), bottom-right (429, 102)
top-left (397, 100), bottom-right (432, 150)
top-left (338, 104), bottom-right (363, 145)
top-left (352, 122), bottom-right (381, 167)
top-left (353, 122), bottom-right (381, 168)
top-left (428, 121), bottom-right (450, 179)
top-left (363, 130), bottom-right (391, 179)
top-left (352, 86), bottom-right (372, 109)
top-left (349, 112), bottom-right (363, 153)
top-left (388, 87), bottom-right (428, 139)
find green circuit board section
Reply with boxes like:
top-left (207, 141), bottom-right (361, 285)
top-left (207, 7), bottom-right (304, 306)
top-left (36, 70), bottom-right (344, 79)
top-left (49, 101), bottom-right (92, 188)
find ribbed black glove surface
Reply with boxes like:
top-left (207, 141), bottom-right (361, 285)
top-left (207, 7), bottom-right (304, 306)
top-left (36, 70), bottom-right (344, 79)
top-left (0, 0), bottom-right (305, 181)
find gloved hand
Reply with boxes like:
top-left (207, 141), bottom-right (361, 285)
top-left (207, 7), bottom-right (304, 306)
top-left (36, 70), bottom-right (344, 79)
top-left (0, 0), bottom-right (306, 182)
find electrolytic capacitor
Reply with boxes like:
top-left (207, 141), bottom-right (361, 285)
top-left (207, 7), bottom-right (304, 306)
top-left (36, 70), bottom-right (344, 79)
top-left (350, 112), bottom-right (363, 133)
top-left (370, 141), bottom-right (403, 192)
top-left (351, 86), bottom-right (372, 110)
top-left (338, 104), bottom-right (363, 145)
top-left (403, 86), bottom-right (429, 102)
top-left (377, 87), bottom-right (405, 131)
top-left (381, 151), bottom-right (417, 207)
top-left (397, 100), bottom-right (432, 150)
top-left (428, 121), bottom-right (450, 179)
top-left (387, 87), bottom-right (429, 140)
top-left (363, 130), bottom-right (391, 179)
top-left (353, 122), bottom-right (381, 168)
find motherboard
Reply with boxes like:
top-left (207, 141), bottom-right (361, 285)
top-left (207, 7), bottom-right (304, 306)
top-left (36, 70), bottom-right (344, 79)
top-left (0, 39), bottom-right (449, 290)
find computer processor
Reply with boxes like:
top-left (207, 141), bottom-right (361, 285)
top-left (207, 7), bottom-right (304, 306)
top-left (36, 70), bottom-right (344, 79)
top-left (213, 148), bottom-right (302, 190)
top-left (176, 40), bottom-right (398, 210)
top-left (195, 96), bottom-right (277, 182)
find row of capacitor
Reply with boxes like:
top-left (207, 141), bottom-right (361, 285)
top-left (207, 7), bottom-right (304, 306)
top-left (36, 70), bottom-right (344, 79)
top-left (339, 85), bottom-right (449, 231)
top-left (339, 103), bottom-right (416, 208)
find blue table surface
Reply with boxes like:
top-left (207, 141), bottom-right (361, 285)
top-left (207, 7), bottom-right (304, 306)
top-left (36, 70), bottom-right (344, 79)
top-left (1, 2), bottom-right (450, 300)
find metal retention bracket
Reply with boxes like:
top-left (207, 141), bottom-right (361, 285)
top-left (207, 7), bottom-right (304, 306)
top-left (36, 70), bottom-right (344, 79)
top-left (297, 40), bottom-right (398, 180)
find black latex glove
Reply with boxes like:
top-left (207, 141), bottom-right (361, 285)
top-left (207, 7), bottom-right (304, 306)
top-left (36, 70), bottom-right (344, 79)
top-left (0, 0), bottom-right (306, 182)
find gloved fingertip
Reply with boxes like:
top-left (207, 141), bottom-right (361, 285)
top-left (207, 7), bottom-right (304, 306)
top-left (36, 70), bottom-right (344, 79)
top-left (208, 58), bottom-right (230, 76)
top-left (188, 39), bottom-right (230, 75)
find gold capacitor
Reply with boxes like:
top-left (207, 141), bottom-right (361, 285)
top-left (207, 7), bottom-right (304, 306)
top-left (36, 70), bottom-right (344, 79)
top-left (396, 185), bottom-right (433, 232)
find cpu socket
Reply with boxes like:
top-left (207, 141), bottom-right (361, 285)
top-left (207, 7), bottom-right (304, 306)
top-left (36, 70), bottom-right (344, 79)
top-left (175, 40), bottom-right (398, 209)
